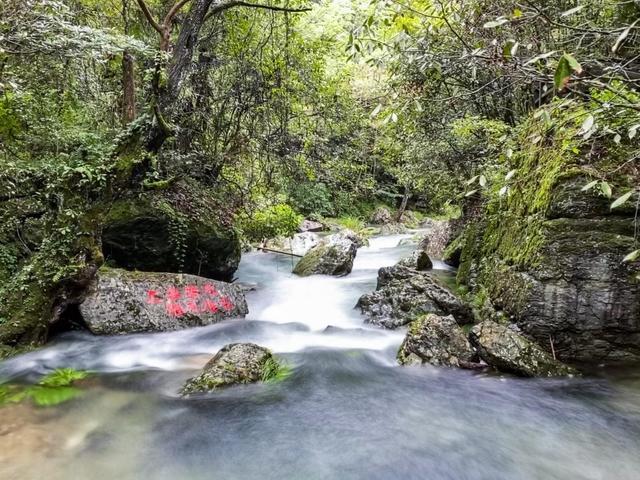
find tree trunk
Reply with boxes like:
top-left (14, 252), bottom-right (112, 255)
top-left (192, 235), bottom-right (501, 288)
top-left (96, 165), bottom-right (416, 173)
top-left (395, 188), bottom-right (410, 223)
top-left (121, 50), bottom-right (136, 124)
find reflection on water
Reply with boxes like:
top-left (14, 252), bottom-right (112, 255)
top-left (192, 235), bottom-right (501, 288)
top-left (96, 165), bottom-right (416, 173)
top-left (1, 232), bottom-right (640, 480)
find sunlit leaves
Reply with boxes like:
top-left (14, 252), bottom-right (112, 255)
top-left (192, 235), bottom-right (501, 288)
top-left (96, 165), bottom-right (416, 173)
top-left (483, 17), bottom-right (509, 28)
top-left (612, 19), bottom-right (639, 54)
top-left (610, 191), bottom-right (634, 209)
top-left (623, 250), bottom-right (640, 263)
top-left (561, 6), bottom-right (585, 17)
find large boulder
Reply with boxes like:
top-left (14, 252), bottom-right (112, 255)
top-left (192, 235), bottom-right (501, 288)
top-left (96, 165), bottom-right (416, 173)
top-left (181, 343), bottom-right (280, 395)
top-left (79, 268), bottom-right (248, 335)
top-left (397, 314), bottom-right (478, 368)
top-left (356, 265), bottom-right (473, 329)
top-left (293, 230), bottom-right (358, 277)
top-left (102, 184), bottom-right (241, 281)
top-left (469, 321), bottom-right (576, 377)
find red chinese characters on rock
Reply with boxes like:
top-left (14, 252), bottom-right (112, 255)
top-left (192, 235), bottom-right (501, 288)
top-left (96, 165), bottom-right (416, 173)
top-left (145, 283), bottom-right (235, 318)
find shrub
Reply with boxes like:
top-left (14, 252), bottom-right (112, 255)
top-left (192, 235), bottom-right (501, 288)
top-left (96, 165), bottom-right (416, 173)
top-left (241, 204), bottom-right (302, 242)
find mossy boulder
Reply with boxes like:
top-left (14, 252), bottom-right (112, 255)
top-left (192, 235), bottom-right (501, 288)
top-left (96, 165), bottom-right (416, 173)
top-left (293, 230), bottom-right (358, 277)
top-left (181, 343), bottom-right (280, 395)
top-left (398, 314), bottom-right (478, 368)
top-left (79, 268), bottom-right (247, 335)
top-left (102, 182), bottom-right (240, 281)
top-left (356, 265), bottom-right (473, 329)
top-left (469, 321), bottom-right (576, 377)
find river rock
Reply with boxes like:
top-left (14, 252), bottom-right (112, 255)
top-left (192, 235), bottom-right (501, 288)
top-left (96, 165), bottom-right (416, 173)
top-left (79, 268), bottom-right (248, 335)
top-left (398, 314), bottom-right (478, 368)
top-left (265, 232), bottom-right (320, 256)
top-left (102, 192), bottom-right (241, 282)
top-left (418, 219), bottom-right (452, 258)
top-left (299, 219), bottom-right (325, 233)
top-left (181, 343), bottom-right (278, 394)
top-left (356, 265), bottom-right (473, 329)
top-left (469, 321), bottom-right (576, 377)
top-left (396, 249), bottom-right (433, 271)
top-left (293, 230), bottom-right (358, 277)
top-left (370, 206), bottom-right (393, 225)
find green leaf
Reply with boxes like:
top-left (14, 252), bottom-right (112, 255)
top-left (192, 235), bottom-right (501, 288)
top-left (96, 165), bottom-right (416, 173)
top-left (554, 53), bottom-right (582, 91)
top-left (581, 180), bottom-right (599, 191)
top-left (578, 115), bottom-right (594, 136)
top-left (466, 175), bottom-right (479, 185)
top-left (561, 6), bottom-right (584, 17)
top-left (612, 19), bottom-right (639, 53)
top-left (600, 181), bottom-right (612, 198)
top-left (623, 249), bottom-right (639, 262)
top-left (610, 191), bottom-right (634, 209)
top-left (484, 17), bottom-right (509, 28)
top-left (370, 104), bottom-right (382, 118)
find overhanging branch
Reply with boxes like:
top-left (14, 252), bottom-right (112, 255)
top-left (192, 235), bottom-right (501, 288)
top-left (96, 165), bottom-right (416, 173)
top-left (206, 1), bottom-right (312, 20)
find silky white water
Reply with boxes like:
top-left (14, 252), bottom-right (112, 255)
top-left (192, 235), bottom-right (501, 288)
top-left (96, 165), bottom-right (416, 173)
top-left (1, 232), bottom-right (640, 480)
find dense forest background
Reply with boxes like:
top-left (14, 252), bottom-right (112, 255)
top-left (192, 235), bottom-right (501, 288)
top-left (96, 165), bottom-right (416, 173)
top-left (1, 0), bottom-right (639, 352)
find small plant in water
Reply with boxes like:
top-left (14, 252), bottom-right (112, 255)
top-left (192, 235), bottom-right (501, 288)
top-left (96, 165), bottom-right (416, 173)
top-left (0, 368), bottom-right (89, 408)
top-left (261, 357), bottom-right (292, 383)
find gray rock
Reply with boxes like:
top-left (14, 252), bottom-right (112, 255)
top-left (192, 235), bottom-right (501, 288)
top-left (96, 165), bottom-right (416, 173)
top-left (293, 230), bottom-right (358, 277)
top-left (469, 321), bottom-right (576, 377)
top-left (356, 265), bottom-right (473, 329)
top-left (418, 219), bottom-right (452, 258)
top-left (79, 268), bottom-right (248, 335)
top-left (102, 196), bottom-right (240, 282)
top-left (265, 232), bottom-right (320, 256)
top-left (181, 343), bottom-right (279, 394)
top-left (299, 219), bottom-right (325, 233)
top-left (370, 206), bottom-right (393, 225)
top-left (398, 314), bottom-right (478, 368)
top-left (380, 223), bottom-right (407, 235)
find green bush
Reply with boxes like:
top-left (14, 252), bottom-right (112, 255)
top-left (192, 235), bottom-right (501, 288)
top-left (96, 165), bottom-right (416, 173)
top-left (288, 182), bottom-right (333, 218)
top-left (242, 204), bottom-right (302, 242)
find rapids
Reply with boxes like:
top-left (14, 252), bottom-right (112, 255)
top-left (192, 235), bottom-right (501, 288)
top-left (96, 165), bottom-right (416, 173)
top-left (1, 233), bottom-right (640, 480)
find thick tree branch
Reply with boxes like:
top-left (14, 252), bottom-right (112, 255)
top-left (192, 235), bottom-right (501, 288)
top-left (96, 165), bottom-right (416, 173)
top-left (135, 0), bottom-right (163, 34)
top-left (163, 0), bottom-right (193, 27)
top-left (206, 1), bottom-right (311, 20)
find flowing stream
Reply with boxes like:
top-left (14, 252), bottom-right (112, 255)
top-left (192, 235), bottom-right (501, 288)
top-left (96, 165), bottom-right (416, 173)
top-left (2, 233), bottom-right (640, 479)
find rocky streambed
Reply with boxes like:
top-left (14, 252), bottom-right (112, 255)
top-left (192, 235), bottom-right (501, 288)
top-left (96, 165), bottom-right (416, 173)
top-left (1, 230), bottom-right (640, 480)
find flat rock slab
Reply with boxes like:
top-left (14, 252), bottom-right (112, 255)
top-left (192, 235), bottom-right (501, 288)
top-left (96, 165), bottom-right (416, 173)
top-left (79, 268), bottom-right (248, 335)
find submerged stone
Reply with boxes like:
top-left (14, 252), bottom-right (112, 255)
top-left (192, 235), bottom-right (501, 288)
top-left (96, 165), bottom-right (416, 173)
top-left (181, 343), bottom-right (279, 395)
top-left (79, 268), bottom-right (248, 335)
